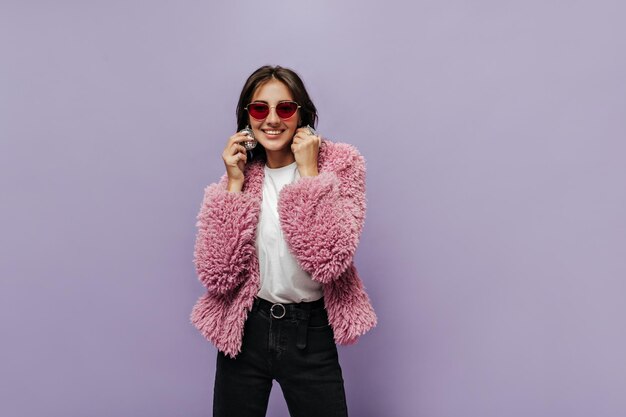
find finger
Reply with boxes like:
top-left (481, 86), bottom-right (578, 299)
top-left (230, 143), bottom-right (247, 154)
top-left (229, 132), bottom-right (245, 142)
top-left (293, 132), bottom-right (311, 142)
top-left (227, 149), bottom-right (241, 161)
top-left (230, 150), bottom-right (246, 164)
top-left (294, 134), bottom-right (312, 144)
top-left (225, 147), bottom-right (245, 163)
top-left (229, 132), bottom-right (253, 144)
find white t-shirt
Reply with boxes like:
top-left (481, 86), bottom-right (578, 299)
top-left (255, 161), bottom-right (323, 303)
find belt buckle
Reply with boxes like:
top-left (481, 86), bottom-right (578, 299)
top-left (270, 303), bottom-right (286, 319)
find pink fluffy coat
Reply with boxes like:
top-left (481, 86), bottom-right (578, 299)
top-left (190, 139), bottom-right (377, 358)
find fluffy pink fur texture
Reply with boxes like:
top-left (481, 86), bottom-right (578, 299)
top-left (191, 139), bottom-right (377, 358)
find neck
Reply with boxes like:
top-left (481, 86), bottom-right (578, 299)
top-left (265, 149), bottom-right (295, 168)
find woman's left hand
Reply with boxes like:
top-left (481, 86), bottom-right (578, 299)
top-left (292, 127), bottom-right (320, 177)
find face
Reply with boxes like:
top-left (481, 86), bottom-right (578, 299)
top-left (248, 79), bottom-right (300, 157)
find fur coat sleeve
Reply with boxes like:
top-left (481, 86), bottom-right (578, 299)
top-left (277, 142), bottom-right (366, 284)
top-left (193, 174), bottom-right (260, 295)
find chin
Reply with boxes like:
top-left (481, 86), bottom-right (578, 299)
top-left (260, 142), bottom-right (291, 152)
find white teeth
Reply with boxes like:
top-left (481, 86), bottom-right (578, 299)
top-left (265, 130), bottom-right (282, 134)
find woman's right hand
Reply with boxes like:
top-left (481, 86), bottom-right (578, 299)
top-left (222, 132), bottom-right (249, 191)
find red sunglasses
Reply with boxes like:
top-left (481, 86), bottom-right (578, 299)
top-left (245, 101), bottom-right (301, 120)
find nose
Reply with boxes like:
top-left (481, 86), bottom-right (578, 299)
top-left (265, 106), bottom-right (280, 125)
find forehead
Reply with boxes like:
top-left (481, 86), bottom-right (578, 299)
top-left (251, 79), bottom-right (293, 102)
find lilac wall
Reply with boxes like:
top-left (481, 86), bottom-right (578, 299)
top-left (2, 1), bottom-right (625, 416)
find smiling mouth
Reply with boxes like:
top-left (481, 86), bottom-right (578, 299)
top-left (262, 129), bottom-right (285, 136)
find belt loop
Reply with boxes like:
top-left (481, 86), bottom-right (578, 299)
top-left (251, 297), bottom-right (259, 313)
top-left (296, 302), bottom-right (312, 350)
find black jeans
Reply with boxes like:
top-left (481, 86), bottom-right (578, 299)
top-left (213, 297), bottom-right (349, 417)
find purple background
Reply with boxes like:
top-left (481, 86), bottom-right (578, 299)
top-left (2, 1), bottom-right (625, 416)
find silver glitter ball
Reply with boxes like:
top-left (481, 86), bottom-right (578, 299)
top-left (306, 125), bottom-right (317, 136)
top-left (240, 127), bottom-right (257, 150)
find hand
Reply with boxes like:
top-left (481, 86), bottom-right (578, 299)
top-left (222, 131), bottom-right (250, 189)
top-left (291, 127), bottom-right (320, 177)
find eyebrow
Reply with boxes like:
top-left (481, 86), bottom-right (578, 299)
top-left (249, 100), bottom-right (294, 104)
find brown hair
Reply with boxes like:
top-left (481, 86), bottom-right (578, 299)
top-left (236, 65), bottom-right (318, 161)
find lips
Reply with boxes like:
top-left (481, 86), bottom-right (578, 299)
top-left (262, 129), bottom-right (285, 138)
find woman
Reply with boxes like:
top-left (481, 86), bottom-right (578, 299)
top-left (191, 65), bottom-right (376, 417)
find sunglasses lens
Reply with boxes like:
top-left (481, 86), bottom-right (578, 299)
top-left (276, 102), bottom-right (299, 118)
top-left (247, 103), bottom-right (269, 119)
top-left (247, 102), bottom-right (298, 119)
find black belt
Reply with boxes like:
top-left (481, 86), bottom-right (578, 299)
top-left (252, 297), bottom-right (325, 349)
